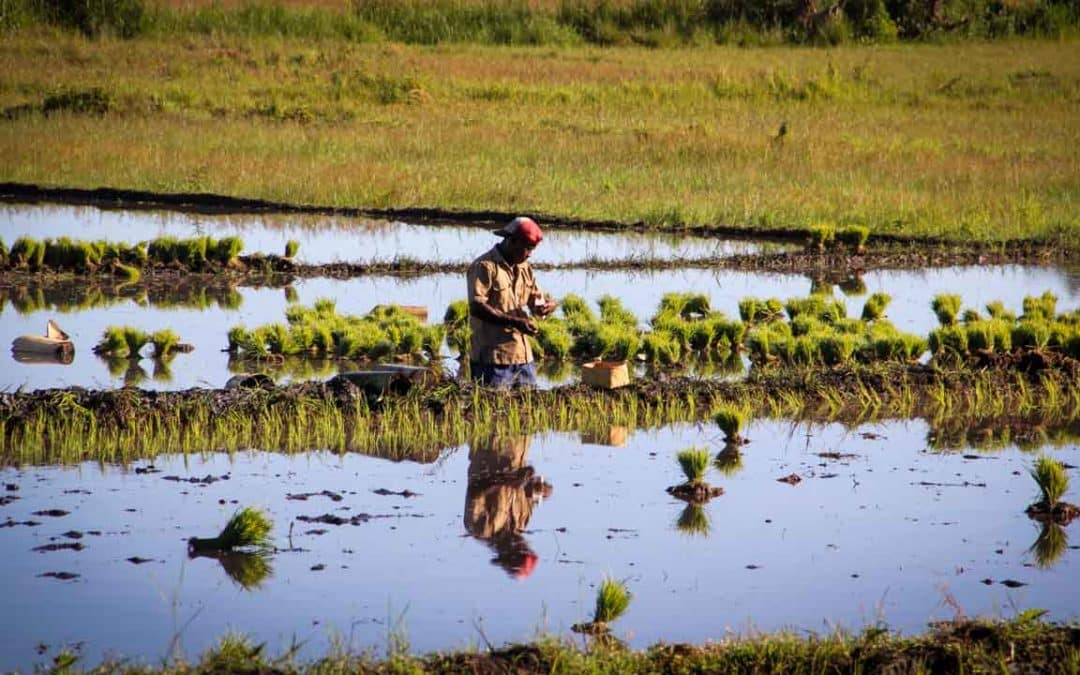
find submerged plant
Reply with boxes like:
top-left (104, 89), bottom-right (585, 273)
top-left (189, 507), bottom-right (274, 553)
top-left (676, 447), bottom-right (710, 485)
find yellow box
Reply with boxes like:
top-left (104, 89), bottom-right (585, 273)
top-left (581, 360), bottom-right (630, 389)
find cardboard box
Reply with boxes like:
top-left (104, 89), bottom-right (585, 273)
top-left (581, 360), bottom-right (630, 389)
top-left (580, 425), bottom-right (629, 447)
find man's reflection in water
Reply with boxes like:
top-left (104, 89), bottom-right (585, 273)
top-left (464, 433), bottom-right (552, 579)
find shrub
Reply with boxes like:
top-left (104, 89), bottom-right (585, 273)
top-left (931, 294), bottom-right (962, 326)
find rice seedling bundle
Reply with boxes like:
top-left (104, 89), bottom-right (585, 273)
top-left (931, 294), bottom-right (962, 326)
top-left (1030, 455), bottom-right (1069, 507)
top-left (676, 447), bottom-right (711, 484)
top-left (861, 292), bottom-right (891, 321)
top-left (284, 239), bottom-right (300, 259)
top-left (986, 301), bottom-right (1017, 322)
top-left (713, 405), bottom-right (745, 442)
top-left (1023, 291), bottom-right (1058, 322)
top-left (836, 225), bottom-right (870, 252)
top-left (593, 577), bottom-right (631, 625)
top-left (929, 325), bottom-right (968, 356)
top-left (738, 297), bottom-right (784, 324)
top-left (807, 222), bottom-right (835, 251)
top-left (189, 506), bottom-right (273, 553)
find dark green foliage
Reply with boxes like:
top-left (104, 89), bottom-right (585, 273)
top-left (931, 294), bottom-right (962, 326)
top-left (1030, 455), bottom-right (1069, 507)
top-left (785, 295), bottom-right (846, 324)
top-left (41, 86), bottom-right (115, 115)
top-left (592, 577), bottom-right (631, 625)
top-left (189, 506), bottom-right (273, 552)
top-left (32, 0), bottom-right (146, 38)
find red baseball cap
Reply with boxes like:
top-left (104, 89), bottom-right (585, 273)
top-left (494, 217), bottom-right (543, 246)
top-left (513, 551), bottom-right (539, 579)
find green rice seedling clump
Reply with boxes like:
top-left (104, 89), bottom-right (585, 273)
top-left (96, 326), bottom-right (130, 358)
top-left (986, 301), bottom-right (1017, 322)
top-left (641, 331), bottom-right (681, 365)
top-left (931, 294), bottom-right (962, 327)
top-left (284, 239), bottom-right (299, 259)
top-left (961, 308), bottom-right (983, 324)
top-left (1022, 292), bottom-right (1058, 322)
top-left (593, 577), bottom-right (631, 625)
top-left (10, 236), bottom-right (44, 269)
top-left (150, 329), bottom-right (181, 357)
top-left (536, 320), bottom-right (573, 360)
top-left (738, 297), bottom-right (784, 324)
top-left (597, 295), bottom-right (638, 328)
top-left (966, 319), bottom-right (1012, 353)
top-left (210, 236), bottom-right (243, 264)
top-left (1012, 321), bottom-right (1050, 350)
top-left (807, 222), bottom-right (835, 251)
top-left (676, 447), bottom-right (711, 484)
top-left (189, 506), bottom-right (273, 553)
top-left (861, 292), bottom-right (891, 321)
top-left (837, 225), bottom-right (870, 252)
top-left (929, 325), bottom-right (968, 356)
top-left (713, 405), bottom-right (745, 442)
top-left (1030, 455), bottom-right (1069, 507)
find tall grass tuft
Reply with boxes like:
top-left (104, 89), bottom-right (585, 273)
top-left (1030, 455), bottom-right (1068, 507)
top-left (676, 447), bottom-right (710, 485)
top-left (189, 506), bottom-right (273, 553)
top-left (593, 577), bottom-right (631, 625)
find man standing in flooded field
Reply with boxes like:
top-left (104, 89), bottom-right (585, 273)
top-left (467, 216), bottom-right (558, 387)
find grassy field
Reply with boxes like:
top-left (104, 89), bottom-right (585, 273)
top-left (1, 32), bottom-right (1078, 244)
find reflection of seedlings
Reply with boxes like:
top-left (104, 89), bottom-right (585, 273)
top-left (572, 577), bottom-right (631, 635)
top-left (1029, 521), bottom-right (1068, 569)
top-left (713, 405), bottom-right (747, 444)
top-left (676, 503), bottom-right (710, 537)
top-left (1025, 455), bottom-right (1079, 524)
top-left (667, 447), bottom-right (722, 502)
top-left (188, 507), bottom-right (273, 553)
top-left (714, 443), bottom-right (744, 476)
top-left (838, 274), bottom-right (867, 296)
top-left (190, 551), bottom-right (274, 591)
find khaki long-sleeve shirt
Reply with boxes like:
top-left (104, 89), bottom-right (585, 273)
top-left (467, 245), bottom-right (542, 365)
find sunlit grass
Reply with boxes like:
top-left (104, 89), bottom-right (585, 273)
top-left (1030, 455), bottom-right (1069, 507)
top-left (0, 36), bottom-right (1077, 245)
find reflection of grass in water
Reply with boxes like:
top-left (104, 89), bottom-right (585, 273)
top-left (218, 552), bottom-right (274, 591)
top-left (715, 444), bottom-right (743, 476)
top-left (1029, 521), bottom-right (1068, 569)
top-left (676, 503), bottom-right (710, 537)
top-left (152, 356), bottom-right (174, 382)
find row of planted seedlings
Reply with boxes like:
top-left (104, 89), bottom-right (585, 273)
top-left (927, 291), bottom-right (1080, 361)
top-left (0, 234), bottom-right (299, 273)
top-left (0, 281), bottom-right (246, 315)
top-left (5, 360), bottom-right (1080, 465)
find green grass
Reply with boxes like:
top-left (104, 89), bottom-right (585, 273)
top-left (0, 35), bottom-right (1077, 246)
top-left (712, 405), bottom-right (745, 442)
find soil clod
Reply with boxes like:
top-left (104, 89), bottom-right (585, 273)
top-left (38, 571), bottom-right (79, 580)
top-left (33, 542), bottom-right (84, 552)
top-left (126, 557), bottom-right (154, 564)
top-left (32, 509), bottom-right (69, 517)
top-left (372, 488), bottom-right (420, 498)
top-left (286, 490), bottom-right (343, 502)
top-left (777, 473), bottom-right (802, 485)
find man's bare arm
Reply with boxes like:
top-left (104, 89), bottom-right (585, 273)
top-left (470, 300), bottom-right (538, 335)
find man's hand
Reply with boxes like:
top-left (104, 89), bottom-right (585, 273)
top-left (513, 316), bottom-right (539, 336)
top-left (534, 299), bottom-right (558, 317)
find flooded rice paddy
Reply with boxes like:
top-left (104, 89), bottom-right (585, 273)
top-left (1, 419), bottom-right (1076, 670)
top-left (2, 203), bottom-right (1079, 669)
top-left (3, 264), bottom-right (1079, 391)
top-left (0, 204), bottom-right (788, 266)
